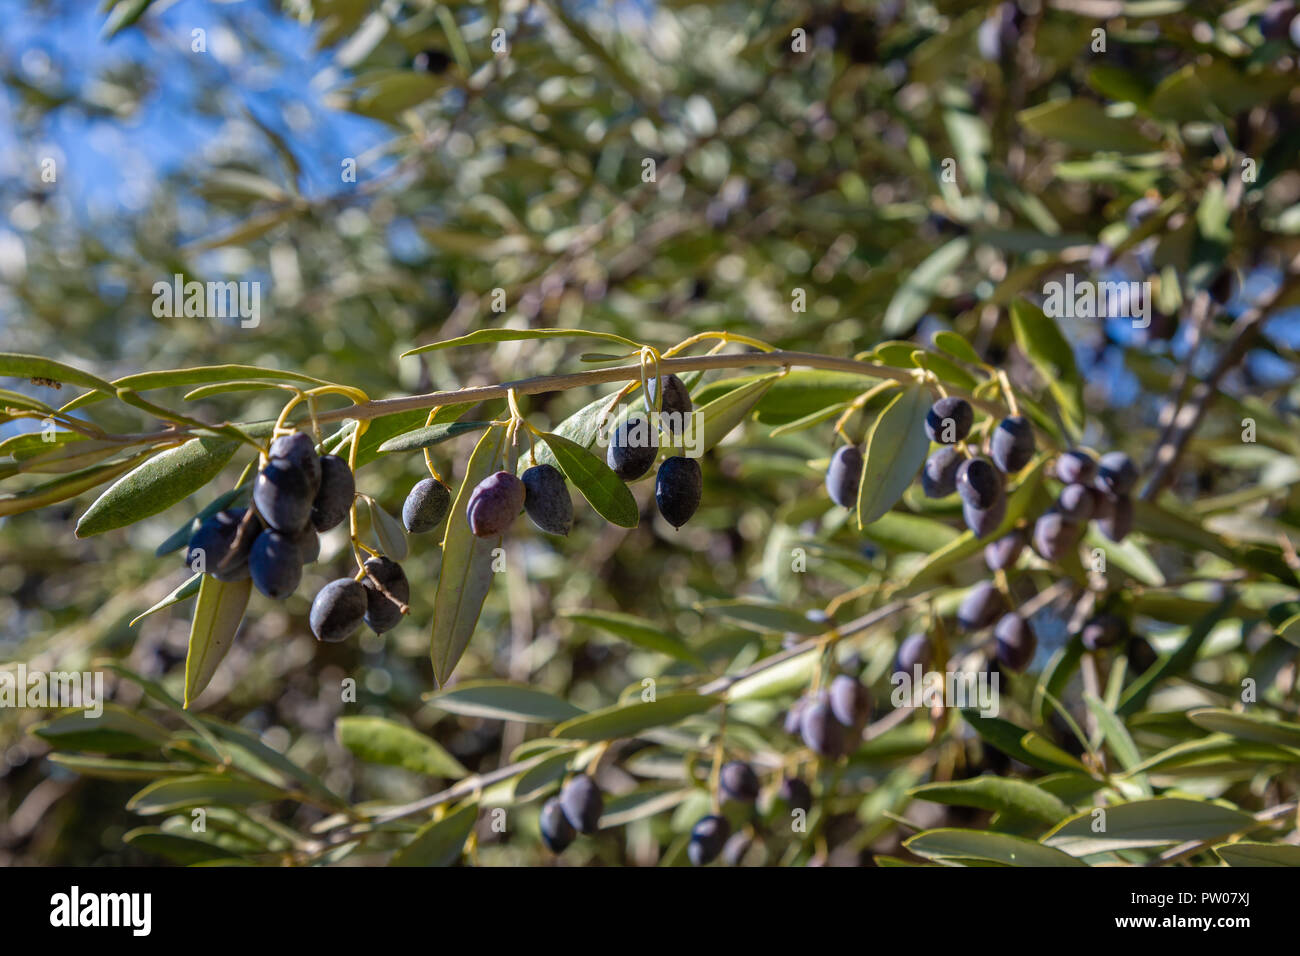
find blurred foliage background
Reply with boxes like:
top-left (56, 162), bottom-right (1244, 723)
top-left (2, 0), bottom-right (1300, 866)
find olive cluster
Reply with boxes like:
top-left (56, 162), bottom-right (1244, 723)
top-left (784, 672), bottom-right (872, 758)
top-left (827, 395), bottom-right (1144, 674)
top-left (688, 762), bottom-right (814, 866)
top-left (185, 431), bottom-right (354, 601)
top-left (539, 774), bottom-right (603, 854)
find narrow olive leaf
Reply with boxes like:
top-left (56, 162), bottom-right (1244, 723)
top-left (883, 237), bottom-right (970, 335)
top-left (561, 609), bottom-right (705, 667)
top-left (123, 828), bottom-right (245, 866)
top-left (31, 703), bottom-right (171, 754)
top-left (126, 774), bottom-right (283, 815)
top-left (0, 352), bottom-right (117, 396)
top-left (0, 387), bottom-right (57, 413)
top-left (512, 752), bottom-right (576, 801)
top-left (1117, 594), bottom-right (1234, 717)
top-left (1186, 708), bottom-right (1300, 748)
top-left (183, 575), bottom-right (252, 709)
top-left (913, 349), bottom-right (978, 391)
top-left (197, 717), bottom-right (345, 808)
top-left (1082, 525), bottom-right (1164, 586)
top-left (336, 716), bottom-right (467, 777)
top-left (538, 430), bottom-right (638, 528)
top-left (769, 402), bottom-right (849, 437)
top-left (1018, 98), bottom-right (1156, 153)
top-left (130, 573), bottom-right (202, 627)
top-left (909, 778), bottom-right (1071, 824)
top-left (15, 438), bottom-right (155, 475)
top-left (155, 484), bottom-right (250, 557)
top-left (856, 385), bottom-right (931, 528)
top-left (551, 693), bottom-right (722, 741)
top-left (390, 801), bottom-right (479, 867)
top-left (695, 598), bottom-right (824, 635)
top-left (1214, 842), bottom-right (1300, 867)
top-left (76, 436), bottom-right (239, 537)
top-left (600, 787), bottom-right (695, 828)
top-left (1042, 798), bottom-right (1257, 857)
top-left (959, 710), bottom-right (1084, 774)
top-left (1009, 298), bottom-right (1084, 435)
top-left (376, 420), bottom-right (491, 453)
top-left (1082, 694), bottom-right (1143, 772)
top-left (46, 755), bottom-right (193, 782)
top-left (425, 680), bottom-right (585, 723)
top-left (366, 497), bottom-right (408, 561)
top-left (904, 828), bottom-right (1086, 867)
top-left (932, 330), bottom-right (985, 367)
top-left (402, 328), bottom-right (640, 358)
top-left (0, 455), bottom-right (148, 519)
top-left (431, 424), bottom-right (506, 686)
top-left (698, 373), bottom-right (781, 452)
top-left (59, 363), bottom-right (335, 413)
top-left (693, 371), bottom-right (867, 425)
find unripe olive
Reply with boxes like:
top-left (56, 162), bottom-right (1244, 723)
top-left (248, 529), bottom-right (303, 600)
top-left (925, 397), bottom-right (973, 444)
top-left (559, 774), bottom-right (603, 834)
top-left (957, 457), bottom-right (1003, 510)
top-left (719, 760), bottom-right (760, 804)
top-left (311, 454), bottom-right (355, 532)
top-left (994, 612), bottom-right (1037, 672)
top-left (309, 578), bottom-right (367, 643)
top-left (606, 416), bottom-right (658, 480)
top-left (269, 431), bottom-right (321, 494)
top-left (825, 445), bottom-right (863, 507)
top-left (984, 527), bottom-right (1026, 572)
top-left (519, 463), bottom-right (573, 535)
top-left (687, 815), bottom-right (730, 866)
top-left (361, 556), bottom-right (409, 633)
top-left (1055, 449), bottom-right (1097, 485)
top-left (253, 458), bottom-right (314, 533)
top-left (922, 446), bottom-right (961, 498)
top-left (185, 507), bottom-right (255, 581)
top-left (990, 416), bottom-right (1036, 474)
top-left (957, 581), bottom-right (1005, 631)
top-left (655, 456), bottom-right (702, 528)
top-left (402, 477), bottom-right (451, 534)
top-left (1096, 452), bottom-right (1138, 496)
top-left (466, 470), bottom-right (526, 537)
top-left (539, 797), bottom-right (576, 854)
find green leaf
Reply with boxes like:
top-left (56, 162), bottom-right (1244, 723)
top-left (1185, 708), bottom-right (1300, 748)
top-left (0, 352), bottom-right (116, 397)
top-left (883, 237), bottom-right (970, 335)
top-left (76, 436), bottom-right (240, 537)
top-left (1042, 798), bottom-right (1257, 857)
top-left (1083, 694), bottom-right (1142, 771)
top-left (561, 609), bottom-right (705, 667)
top-left (910, 777), bottom-right (1071, 824)
top-left (123, 828), bottom-right (245, 865)
top-left (390, 801), bottom-right (479, 867)
top-left (552, 694), bottom-right (721, 741)
top-left (47, 755), bottom-right (194, 781)
top-left (697, 373), bottom-right (781, 452)
top-left (511, 751), bottom-right (575, 801)
top-left (1082, 525), bottom-right (1164, 586)
top-left (0, 455), bottom-right (149, 519)
top-left (130, 573), bottom-right (202, 627)
top-left (960, 710), bottom-right (1086, 774)
top-left (1117, 594), bottom-right (1234, 717)
top-left (1214, 842), bottom-right (1300, 867)
top-left (60, 364), bottom-right (334, 412)
top-left (538, 430), bottom-right (638, 528)
top-left (402, 328), bottom-right (639, 358)
top-left (431, 424), bottom-right (506, 685)
top-left (856, 385), bottom-right (932, 527)
top-left (1010, 299), bottom-right (1083, 435)
top-left (424, 680), bottom-right (584, 724)
top-left (932, 331), bottom-right (984, 367)
top-left (126, 774), bottom-right (283, 814)
top-left (904, 828), bottom-right (1086, 867)
top-left (376, 421), bottom-right (491, 453)
top-left (183, 575), bottom-right (252, 709)
top-left (599, 786), bottom-right (695, 828)
top-left (199, 717), bottom-right (344, 808)
top-left (695, 598), bottom-right (824, 635)
top-left (0, 387), bottom-right (57, 413)
top-left (336, 716), bottom-right (467, 777)
top-left (1018, 98), bottom-right (1157, 153)
top-left (366, 498), bottom-right (408, 561)
top-left (31, 704), bottom-right (171, 754)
